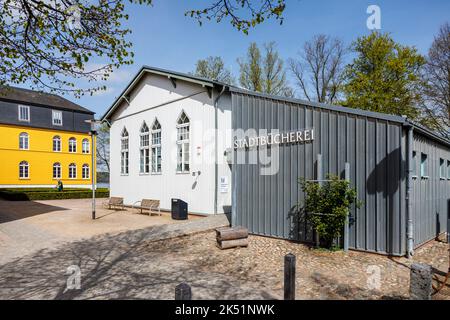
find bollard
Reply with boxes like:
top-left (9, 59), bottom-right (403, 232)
top-left (175, 282), bottom-right (192, 300)
top-left (284, 253), bottom-right (296, 300)
top-left (410, 263), bottom-right (432, 300)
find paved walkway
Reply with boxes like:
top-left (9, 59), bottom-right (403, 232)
top-left (0, 199), bottom-right (229, 265)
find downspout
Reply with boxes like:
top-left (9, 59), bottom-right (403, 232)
top-left (406, 124), bottom-right (414, 258)
top-left (213, 85), bottom-right (227, 215)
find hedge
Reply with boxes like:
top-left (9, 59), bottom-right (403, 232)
top-left (0, 188), bottom-right (110, 201)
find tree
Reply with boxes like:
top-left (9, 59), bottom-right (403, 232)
top-left (288, 34), bottom-right (346, 104)
top-left (421, 23), bottom-right (450, 138)
top-left (194, 56), bottom-right (234, 84)
top-left (187, 0), bottom-right (286, 35)
top-left (0, 0), bottom-right (285, 96)
top-left (96, 123), bottom-right (110, 173)
top-left (342, 32), bottom-right (426, 120)
top-left (238, 42), bottom-right (292, 96)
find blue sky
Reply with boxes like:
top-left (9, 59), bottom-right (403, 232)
top-left (69, 0), bottom-right (450, 118)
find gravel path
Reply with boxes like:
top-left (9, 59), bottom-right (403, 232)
top-left (0, 228), bottom-right (448, 300)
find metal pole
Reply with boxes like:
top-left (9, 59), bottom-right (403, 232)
top-left (91, 132), bottom-right (95, 220)
top-left (406, 126), bottom-right (414, 258)
top-left (344, 162), bottom-right (350, 252)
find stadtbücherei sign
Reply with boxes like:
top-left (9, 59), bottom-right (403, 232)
top-left (234, 128), bottom-right (314, 149)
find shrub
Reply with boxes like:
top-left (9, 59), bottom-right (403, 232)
top-left (0, 188), bottom-right (109, 201)
top-left (300, 174), bottom-right (362, 249)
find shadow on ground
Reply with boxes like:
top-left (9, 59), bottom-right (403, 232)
top-left (0, 200), bottom-right (69, 223)
top-left (0, 225), bottom-right (276, 300)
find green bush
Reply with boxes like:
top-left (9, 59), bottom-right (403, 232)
top-left (300, 174), bottom-right (362, 249)
top-left (0, 188), bottom-right (109, 201)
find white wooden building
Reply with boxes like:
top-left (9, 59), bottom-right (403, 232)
top-left (102, 66), bottom-right (232, 214)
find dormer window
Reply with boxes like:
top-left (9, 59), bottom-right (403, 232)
top-left (18, 105), bottom-right (30, 122)
top-left (52, 110), bottom-right (63, 126)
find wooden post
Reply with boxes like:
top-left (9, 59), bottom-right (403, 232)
top-left (344, 162), bottom-right (350, 252)
top-left (284, 253), bottom-right (296, 300)
top-left (175, 282), bottom-right (192, 300)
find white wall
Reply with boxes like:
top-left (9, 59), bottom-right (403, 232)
top-left (109, 73), bottom-right (232, 214)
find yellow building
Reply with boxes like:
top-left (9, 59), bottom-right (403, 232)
top-left (0, 87), bottom-right (95, 188)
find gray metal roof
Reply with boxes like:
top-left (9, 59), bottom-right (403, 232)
top-left (101, 66), bottom-right (450, 148)
top-left (0, 86), bottom-right (94, 114)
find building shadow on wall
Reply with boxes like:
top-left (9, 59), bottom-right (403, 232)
top-left (366, 147), bottom-right (404, 255)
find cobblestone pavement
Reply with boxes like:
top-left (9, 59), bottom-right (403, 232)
top-left (0, 199), bottom-right (211, 264)
top-left (0, 226), bottom-right (448, 300)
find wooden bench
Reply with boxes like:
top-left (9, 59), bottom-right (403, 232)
top-left (132, 199), bottom-right (161, 216)
top-left (103, 197), bottom-right (124, 210)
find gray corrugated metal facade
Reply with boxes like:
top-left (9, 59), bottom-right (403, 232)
top-left (230, 90), bottom-right (450, 256)
top-left (412, 133), bottom-right (450, 247)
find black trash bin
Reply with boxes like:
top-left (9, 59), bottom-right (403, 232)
top-left (171, 198), bottom-right (188, 220)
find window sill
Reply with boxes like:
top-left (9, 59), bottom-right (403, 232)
top-left (139, 173), bottom-right (150, 176)
top-left (412, 175), bottom-right (417, 179)
top-left (440, 177), bottom-right (447, 180)
top-left (120, 174), bottom-right (129, 176)
top-left (19, 178), bottom-right (30, 180)
top-left (176, 171), bottom-right (191, 175)
top-left (151, 172), bottom-right (162, 175)
top-left (421, 176), bottom-right (429, 180)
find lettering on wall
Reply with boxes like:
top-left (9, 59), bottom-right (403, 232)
top-left (234, 128), bottom-right (315, 149)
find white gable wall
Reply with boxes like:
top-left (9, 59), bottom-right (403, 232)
top-left (109, 73), bottom-right (232, 214)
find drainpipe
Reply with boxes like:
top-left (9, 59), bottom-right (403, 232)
top-left (406, 124), bottom-right (414, 258)
top-left (213, 85), bottom-right (227, 215)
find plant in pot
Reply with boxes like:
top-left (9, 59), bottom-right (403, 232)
top-left (300, 174), bottom-right (362, 250)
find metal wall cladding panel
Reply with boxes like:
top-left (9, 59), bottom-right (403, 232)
top-left (411, 133), bottom-right (450, 247)
top-left (231, 92), bottom-right (407, 255)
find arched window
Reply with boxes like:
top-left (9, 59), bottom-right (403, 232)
top-left (53, 136), bottom-right (61, 152)
top-left (69, 137), bottom-right (77, 153)
top-left (176, 111), bottom-right (190, 173)
top-left (82, 138), bottom-right (90, 154)
top-left (19, 161), bottom-right (29, 178)
top-left (120, 127), bottom-right (129, 174)
top-left (53, 162), bottom-right (61, 179)
top-left (151, 118), bottom-right (162, 173)
top-left (82, 164), bottom-right (90, 179)
top-left (19, 132), bottom-right (29, 150)
top-left (139, 122), bottom-right (150, 173)
top-left (69, 163), bottom-right (77, 179)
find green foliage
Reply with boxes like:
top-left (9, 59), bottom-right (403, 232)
top-left (194, 56), bottom-right (234, 84)
top-left (186, 0), bottom-right (286, 35)
top-left (0, 188), bottom-right (109, 201)
top-left (343, 32), bottom-right (426, 120)
top-left (300, 175), bottom-right (361, 248)
top-left (238, 41), bottom-right (292, 97)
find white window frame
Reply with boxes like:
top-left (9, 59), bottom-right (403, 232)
top-left (151, 119), bottom-right (162, 174)
top-left (82, 138), bottom-right (90, 154)
top-left (53, 136), bottom-right (61, 152)
top-left (69, 138), bottom-right (77, 153)
top-left (439, 158), bottom-right (446, 180)
top-left (52, 110), bottom-right (63, 126)
top-left (82, 164), bottom-right (90, 179)
top-left (411, 151), bottom-right (417, 178)
top-left (19, 161), bottom-right (29, 179)
top-left (18, 105), bottom-right (30, 122)
top-left (121, 128), bottom-right (129, 175)
top-left (176, 111), bottom-right (190, 173)
top-left (19, 132), bottom-right (29, 150)
top-left (68, 163), bottom-right (77, 179)
top-left (53, 162), bottom-right (61, 179)
top-left (420, 153), bottom-right (428, 178)
top-left (139, 122), bottom-right (150, 174)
